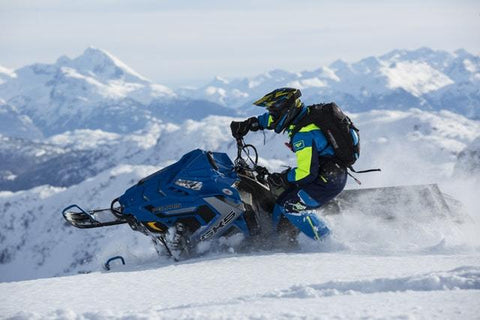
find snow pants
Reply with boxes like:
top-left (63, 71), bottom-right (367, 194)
top-left (272, 160), bottom-right (347, 239)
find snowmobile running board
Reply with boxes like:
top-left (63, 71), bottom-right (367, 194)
top-left (62, 204), bottom-right (128, 229)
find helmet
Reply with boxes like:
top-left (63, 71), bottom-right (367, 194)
top-left (253, 88), bottom-right (303, 133)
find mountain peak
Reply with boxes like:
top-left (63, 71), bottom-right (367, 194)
top-left (329, 59), bottom-right (349, 70)
top-left (68, 46), bottom-right (150, 83)
top-left (80, 46), bottom-right (123, 65)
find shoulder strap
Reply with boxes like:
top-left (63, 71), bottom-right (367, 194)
top-left (289, 106), bottom-right (317, 142)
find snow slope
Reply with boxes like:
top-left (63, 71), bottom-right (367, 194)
top-left (0, 156), bottom-right (479, 318)
top-left (1, 251), bottom-right (479, 319)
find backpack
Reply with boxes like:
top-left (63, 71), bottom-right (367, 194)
top-left (291, 103), bottom-right (379, 179)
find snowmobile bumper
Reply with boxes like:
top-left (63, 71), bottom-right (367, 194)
top-left (62, 204), bottom-right (129, 228)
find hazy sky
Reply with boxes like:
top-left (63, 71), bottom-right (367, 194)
top-left (1, 0), bottom-right (479, 87)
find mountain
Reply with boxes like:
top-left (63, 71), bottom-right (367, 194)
top-left (2, 47), bottom-right (477, 138)
top-left (0, 122), bottom-right (164, 191)
top-left (0, 134), bottom-right (67, 191)
top-left (184, 48), bottom-right (480, 119)
top-left (0, 100), bottom-right (43, 139)
top-left (0, 47), bottom-right (233, 136)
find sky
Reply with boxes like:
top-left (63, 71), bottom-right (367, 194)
top-left (0, 0), bottom-right (479, 87)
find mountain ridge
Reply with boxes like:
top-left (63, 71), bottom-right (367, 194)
top-left (184, 47), bottom-right (480, 119)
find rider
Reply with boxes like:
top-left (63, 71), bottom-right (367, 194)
top-left (230, 88), bottom-right (347, 241)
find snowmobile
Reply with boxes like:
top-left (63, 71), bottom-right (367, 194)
top-left (62, 139), bottom-right (329, 259)
top-left (63, 139), bottom-right (467, 260)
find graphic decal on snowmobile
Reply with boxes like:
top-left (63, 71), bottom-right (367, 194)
top-left (146, 221), bottom-right (167, 232)
top-left (200, 210), bottom-right (238, 241)
top-left (222, 188), bottom-right (234, 196)
top-left (175, 179), bottom-right (203, 191)
top-left (149, 203), bottom-right (182, 214)
top-left (197, 196), bottom-right (245, 241)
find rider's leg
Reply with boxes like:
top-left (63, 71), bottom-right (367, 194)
top-left (272, 169), bottom-right (348, 240)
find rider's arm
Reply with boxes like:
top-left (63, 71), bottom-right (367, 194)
top-left (286, 124), bottom-right (335, 184)
top-left (286, 131), bottom-right (319, 184)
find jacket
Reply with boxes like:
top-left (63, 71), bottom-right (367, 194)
top-left (257, 106), bottom-right (335, 184)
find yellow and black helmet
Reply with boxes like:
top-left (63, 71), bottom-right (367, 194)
top-left (253, 87), bottom-right (303, 133)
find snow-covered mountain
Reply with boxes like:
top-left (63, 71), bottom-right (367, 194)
top-left (3, 47), bottom-right (477, 140)
top-left (184, 48), bottom-right (480, 119)
top-left (0, 47), bottom-right (234, 136)
top-left (0, 121), bottom-right (168, 191)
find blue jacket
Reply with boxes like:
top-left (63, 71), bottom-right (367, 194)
top-left (257, 106), bottom-right (335, 184)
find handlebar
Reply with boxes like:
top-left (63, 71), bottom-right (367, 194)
top-left (234, 138), bottom-right (270, 182)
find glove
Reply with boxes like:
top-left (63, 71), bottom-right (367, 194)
top-left (267, 171), bottom-right (290, 189)
top-left (230, 117), bottom-right (259, 139)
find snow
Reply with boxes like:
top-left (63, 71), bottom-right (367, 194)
top-left (47, 130), bottom-right (122, 150)
top-left (288, 77), bottom-right (327, 89)
top-left (0, 254), bottom-right (479, 319)
top-left (380, 61), bottom-right (454, 96)
top-left (69, 46), bottom-right (150, 83)
top-left (206, 86), bottom-right (227, 97)
top-left (463, 59), bottom-right (477, 73)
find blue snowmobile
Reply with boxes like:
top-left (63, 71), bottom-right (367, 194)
top-left (62, 139), bottom-right (330, 259)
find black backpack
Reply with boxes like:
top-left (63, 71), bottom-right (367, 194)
top-left (291, 103), bottom-right (379, 179)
